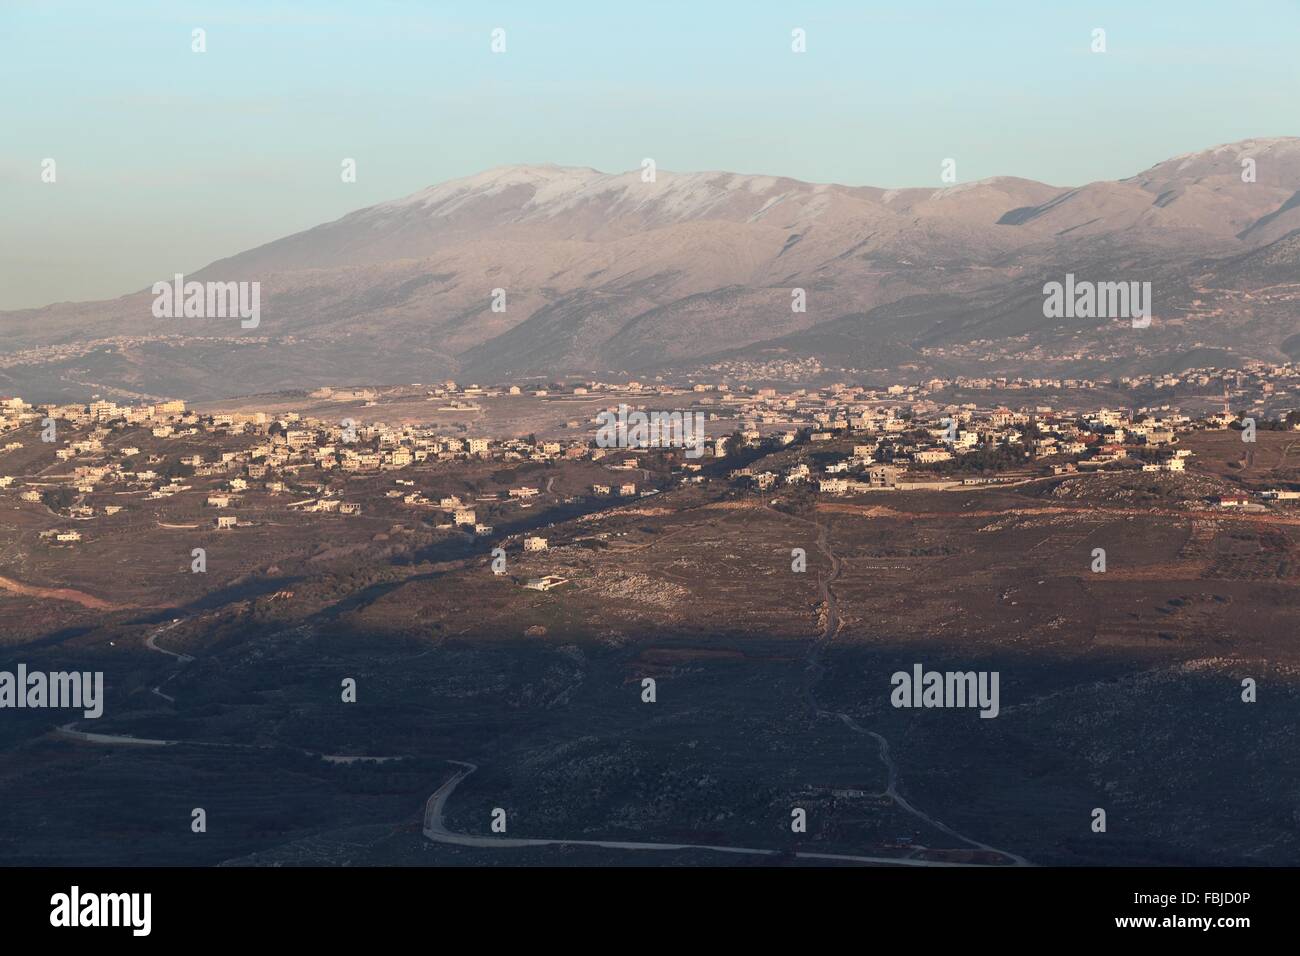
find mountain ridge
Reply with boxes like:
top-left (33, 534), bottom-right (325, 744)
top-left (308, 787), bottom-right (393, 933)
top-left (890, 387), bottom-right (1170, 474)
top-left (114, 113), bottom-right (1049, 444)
top-left (3, 137), bottom-right (1299, 401)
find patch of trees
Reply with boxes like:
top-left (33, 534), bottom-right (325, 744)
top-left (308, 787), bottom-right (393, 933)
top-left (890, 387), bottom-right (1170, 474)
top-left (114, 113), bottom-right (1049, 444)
top-left (772, 486), bottom-right (817, 517)
top-left (718, 431), bottom-right (786, 472)
top-left (1248, 417), bottom-right (1295, 431)
top-left (41, 486), bottom-right (77, 511)
top-left (1128, 447), bottom-right (1165, 463)
top-left (918, 442), bottom-right (1025, 475)
top-left (159, 457), bottom-right (195, 480)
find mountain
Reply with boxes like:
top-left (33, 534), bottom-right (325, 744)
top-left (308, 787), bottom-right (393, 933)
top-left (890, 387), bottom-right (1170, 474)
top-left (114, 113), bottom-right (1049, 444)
top-left (3, 137), bottom-right (1299, 401)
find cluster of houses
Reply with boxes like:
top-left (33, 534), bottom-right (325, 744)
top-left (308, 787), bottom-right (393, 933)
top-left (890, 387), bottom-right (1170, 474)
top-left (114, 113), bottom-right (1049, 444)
top-left (725, 398), bottom-right (1298, 500)
top-left (3, 367), bottom-right (1298, 546)
top-left (695, 359), bottom-right (1300, 404)
top-left (0, 387), bottom-right (682, 546)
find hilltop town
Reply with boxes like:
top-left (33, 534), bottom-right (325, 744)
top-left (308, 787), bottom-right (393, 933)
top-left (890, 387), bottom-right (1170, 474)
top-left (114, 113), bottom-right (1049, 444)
top-left (3, 361), bottom-right (1299, 555)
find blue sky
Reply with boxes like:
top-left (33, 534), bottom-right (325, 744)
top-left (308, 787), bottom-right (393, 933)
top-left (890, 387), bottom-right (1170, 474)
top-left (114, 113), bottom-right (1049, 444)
top-left (2, 0), bottom-right (1298, 309)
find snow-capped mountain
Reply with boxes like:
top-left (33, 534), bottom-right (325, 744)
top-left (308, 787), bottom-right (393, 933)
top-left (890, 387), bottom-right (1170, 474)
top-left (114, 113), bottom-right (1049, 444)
top-left (3, 138), bottom-right (1299, 400)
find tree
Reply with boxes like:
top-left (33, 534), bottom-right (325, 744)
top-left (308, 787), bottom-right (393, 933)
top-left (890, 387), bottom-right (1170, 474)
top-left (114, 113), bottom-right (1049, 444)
top-left (41, 487), bottom-right (77, 512)
top-left (159, 457), bottom-right (195, 480)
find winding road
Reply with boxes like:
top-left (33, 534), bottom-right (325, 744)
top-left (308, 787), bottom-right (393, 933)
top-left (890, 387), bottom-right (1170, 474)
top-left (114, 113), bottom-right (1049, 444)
top-left (57, 620), bottom-right (398, 764)
top-left (420, 760), bottom-right (988, 866)
top-left (58, 509), bottom-right (1029, 866)
top-left (785, 505), bottom-right (1029, 866)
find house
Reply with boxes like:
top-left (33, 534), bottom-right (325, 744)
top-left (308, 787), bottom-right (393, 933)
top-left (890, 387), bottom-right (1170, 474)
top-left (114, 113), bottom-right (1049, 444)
top-left (214, 516), bottom-right (238, 529)
top-left (523, 536), bottom-right (548, 552)
top-left (340, 502), bottom-right (361, 515)
top-left (55, 530), bottom-right (81, 542)
top-left (867, 465), bottom-right (901, 488)
top-left (618, 483), bottom-right (637, 496)
top-left (524, 575), bottom-right (567, 592)
top-left (454, 509), bottom-right (476, 526)
top-left (914, 448), bottom-right (953, 464)
top-left (1216, 494), bottom-right (1249, 508)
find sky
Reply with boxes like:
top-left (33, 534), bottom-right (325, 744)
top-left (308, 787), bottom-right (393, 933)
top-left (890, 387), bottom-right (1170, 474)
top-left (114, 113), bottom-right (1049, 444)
top-left (2, 0), bottom-right (1298, 310)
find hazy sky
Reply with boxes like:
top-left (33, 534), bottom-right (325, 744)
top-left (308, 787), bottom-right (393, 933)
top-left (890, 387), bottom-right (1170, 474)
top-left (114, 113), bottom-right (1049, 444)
top-left (3, 0), bottom-right (1298, 310)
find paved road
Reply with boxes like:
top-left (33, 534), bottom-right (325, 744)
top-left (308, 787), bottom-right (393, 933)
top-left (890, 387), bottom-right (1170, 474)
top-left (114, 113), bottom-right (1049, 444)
top-left (60, 620), bottom-right (399, 764)
top-left (144, 619), bottom-right (193, 662)
top-left (56, 722), bottom-right (174, 746)
top-left (144, 618), bottom-right (190, 701)
top-left (421, 761), bottom-right (988, 867)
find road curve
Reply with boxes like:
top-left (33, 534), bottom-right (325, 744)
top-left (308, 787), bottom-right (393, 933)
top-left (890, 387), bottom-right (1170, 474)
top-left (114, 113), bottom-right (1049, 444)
top-left (787, 503), bottom-right (1029, 866)
top-left (421, 761), bottom-right (988, 867)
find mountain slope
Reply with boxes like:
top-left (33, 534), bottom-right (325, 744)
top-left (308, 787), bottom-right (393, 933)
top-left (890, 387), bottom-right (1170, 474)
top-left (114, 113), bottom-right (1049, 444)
top-left (3, 138), bottom-right (1299, 400)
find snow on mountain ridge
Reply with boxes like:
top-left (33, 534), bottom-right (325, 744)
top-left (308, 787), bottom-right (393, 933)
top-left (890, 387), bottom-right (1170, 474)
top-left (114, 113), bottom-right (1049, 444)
top-left (364, 137), bottom-right (1300, 227)
top-left (366, 165), bottom-right (834, 228)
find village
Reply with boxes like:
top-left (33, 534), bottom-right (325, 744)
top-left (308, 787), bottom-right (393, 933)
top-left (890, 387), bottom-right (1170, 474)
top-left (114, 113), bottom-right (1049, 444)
top-left (1, 361), bottom-right (1297, 551)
